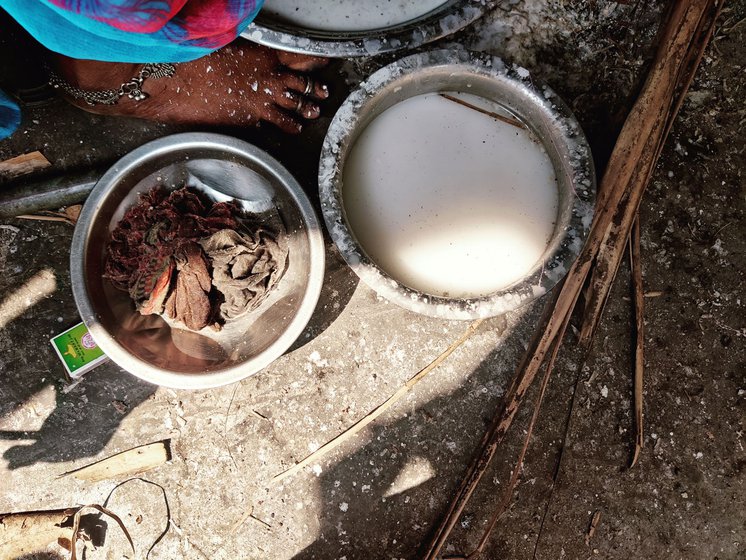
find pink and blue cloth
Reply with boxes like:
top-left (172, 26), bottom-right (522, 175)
top-left (0, 0), bottom-right (264, 139)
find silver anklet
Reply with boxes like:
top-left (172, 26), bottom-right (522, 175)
top-left (48, 63), bottom-right (176, 106)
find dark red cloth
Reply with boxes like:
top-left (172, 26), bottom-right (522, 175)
top-left (105, 186), bottom-right (239, 298)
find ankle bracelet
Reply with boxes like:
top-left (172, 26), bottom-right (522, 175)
top-left (48, 63), bottom-right (176, 106)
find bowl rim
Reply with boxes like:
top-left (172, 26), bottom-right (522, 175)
top-left (318, 49), bottom-right (596, 320)
top-left (242, 0), bottom-right (495, 58)
top-left (71, 132), bottom-right (325, 389)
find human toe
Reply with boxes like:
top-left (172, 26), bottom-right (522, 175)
top-left (282, 72), bottom-right (329, 100)
top-left (274, 90), bottom-right (321, 119)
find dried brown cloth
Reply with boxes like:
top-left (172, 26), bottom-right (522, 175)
top-left (200, 228), bottom-right (288, 321)
top-left (163, 243), bottom-right (213, 331)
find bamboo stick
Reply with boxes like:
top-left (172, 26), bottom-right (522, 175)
top-left (59, 440), bottom-right (172, 482)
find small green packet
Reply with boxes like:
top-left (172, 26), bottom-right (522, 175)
top-left (50, 322), bottom-right (108, 380)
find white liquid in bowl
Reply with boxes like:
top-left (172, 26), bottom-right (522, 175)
top-left (342, 92), bottom-right (559, 299)
top-left (261, 0), bottom-right (449, 32)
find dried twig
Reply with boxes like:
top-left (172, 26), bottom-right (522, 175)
top-left (16, 205), bottom-right (82, 226)
top-left (422, 295), bottom-right (563, 559)
top-left (630, 218), bottom-right (644, 468)
top-left (585, 510), bottom-right (602, 546)
top-left (439, 93), bottom-right (527, 129)
top-left (445, 313), bottom-right (571, 560)
top-left (423, 2), bottom-right (723, 556)
top-left (273, 319), bottom-right (484, 483)
top-left (16, 214), bottom-right (73, 225)
top-left (231, 506), bottom-right (272, 534)
top-left (0, 151), bottom-right (51, 179)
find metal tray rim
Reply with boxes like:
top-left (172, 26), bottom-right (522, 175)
top-left (242, 0), bottom-right (496, 57)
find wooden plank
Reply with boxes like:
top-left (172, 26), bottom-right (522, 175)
top-left (0, 151), bottom-right (51, 179)
top-left (0, 508), bottom-right (78, 558)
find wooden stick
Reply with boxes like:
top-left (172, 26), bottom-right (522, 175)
top-left (629, 218), bottom-right (645, 468)
top-left (422, 2), bottom-right (723, 556)
top-left (59, 439), bottom-right (172, 483)
top-left (16, 214), bottom-right (75, 225)
top-left (0, 151), bottom-right (51, 179)
top-left (578, 0), bottom-right (725, 346)
top-left (439, 94), bottom-right (527, 129)
top-left (585, 510), bottom-right (602, 546)
top-left (0, 508), bottom-right (79, 558)
top-left (273, 320), bottom-right (484, 483)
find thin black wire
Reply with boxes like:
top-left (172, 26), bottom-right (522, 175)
top-left (103, 477), bottom-right (171, 559)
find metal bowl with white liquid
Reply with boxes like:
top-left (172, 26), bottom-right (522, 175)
top-left (319, 50), bottom-right (596, 320)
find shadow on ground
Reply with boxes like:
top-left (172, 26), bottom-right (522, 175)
top-left (289, 302), bottom-right (568, 559)
top-left (0, 218), bottom-right (157, 470)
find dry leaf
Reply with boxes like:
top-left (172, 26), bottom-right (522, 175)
top-left (64, 205), bottom-right (82, 224)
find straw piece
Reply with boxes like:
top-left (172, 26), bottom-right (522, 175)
top-left (273, 320), bottom-right (484, 483)
top-left (630, 219), bottom-right (644, 468)
top-left (439, 94), bottom-right (526, 129)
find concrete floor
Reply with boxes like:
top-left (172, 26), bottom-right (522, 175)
top-left (0, 1), bottom-right (744, 559)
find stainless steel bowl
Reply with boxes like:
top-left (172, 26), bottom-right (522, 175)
top-left (71, 133), bottom-right (325, 389)
top-left (243, 0), bottom-right (495, 58)
top-left (319, 50), bottom-right (596, 320)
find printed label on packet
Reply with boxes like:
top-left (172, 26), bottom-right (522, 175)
top-left (51, 322), bottom-right (108, 380)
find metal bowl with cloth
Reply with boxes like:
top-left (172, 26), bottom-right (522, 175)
top-left (71, 133), bottom-right (325, 389)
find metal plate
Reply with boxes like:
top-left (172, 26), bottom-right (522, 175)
top-left (242, 0), bottom-right (496, 58)
top-left (71, 133), bottom-right (325, 389)
top-left (319, 50), bottom-right (596, 320)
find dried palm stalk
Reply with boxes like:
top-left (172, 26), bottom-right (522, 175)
top-left (422, 1), bottom-right (724, 557)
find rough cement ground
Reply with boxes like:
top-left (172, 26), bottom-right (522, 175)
top-left (0, 1), bottom-right (744, 559)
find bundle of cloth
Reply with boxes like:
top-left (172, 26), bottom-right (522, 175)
top-left (105, 186), bottom-right (288, 332)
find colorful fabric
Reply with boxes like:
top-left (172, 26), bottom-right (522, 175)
top-left (0, 0), bottom-right (263, 139)
top-left (0, 0), bottom-right (263, 63)
top-left (0, 90), bottom-right (21, 141)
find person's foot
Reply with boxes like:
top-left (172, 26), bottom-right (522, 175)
top-left (52, 41), bottom-right (330, 133)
